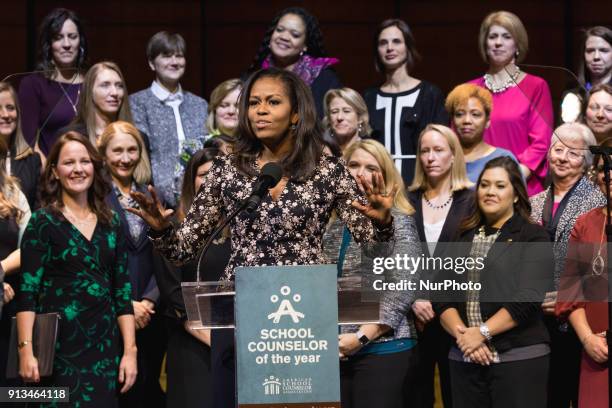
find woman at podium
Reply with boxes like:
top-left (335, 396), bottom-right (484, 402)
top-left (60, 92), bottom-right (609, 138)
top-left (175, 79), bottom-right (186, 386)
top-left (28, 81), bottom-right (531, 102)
top-left (129, 67), bottom-right (396, 407)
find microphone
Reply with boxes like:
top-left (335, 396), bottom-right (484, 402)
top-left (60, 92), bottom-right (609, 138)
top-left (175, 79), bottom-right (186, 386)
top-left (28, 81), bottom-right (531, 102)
top-left (245, 162), bottom-right (282, 213)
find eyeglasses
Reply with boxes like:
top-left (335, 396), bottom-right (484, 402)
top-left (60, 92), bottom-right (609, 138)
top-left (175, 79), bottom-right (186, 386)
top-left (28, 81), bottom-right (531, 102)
top-left (550, 146), bottom-right (584, 162)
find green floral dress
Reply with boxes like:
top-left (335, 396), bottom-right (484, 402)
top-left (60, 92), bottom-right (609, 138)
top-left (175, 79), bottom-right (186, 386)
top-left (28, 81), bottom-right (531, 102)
top-left (17, 208), bottom-right (133, 407)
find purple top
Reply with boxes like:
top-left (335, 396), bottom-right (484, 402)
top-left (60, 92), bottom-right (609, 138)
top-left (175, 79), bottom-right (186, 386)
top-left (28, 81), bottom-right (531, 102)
top-left (18, 74), bottom-right (81, 156)
top-left (469, 74), bottom-right (553, 196)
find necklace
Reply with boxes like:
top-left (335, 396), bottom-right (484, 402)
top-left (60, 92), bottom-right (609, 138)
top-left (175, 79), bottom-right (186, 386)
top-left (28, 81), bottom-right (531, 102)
top-left (62, 205), bottom-right (96, 230)
top-left (592, 220), bottom-right (607, 276)
top-left (58, 82), bottom-right (80, 114)
top-left (484, 66), bottom-right (522, 93)
top-left (424, 193), bottom-right (453, 210)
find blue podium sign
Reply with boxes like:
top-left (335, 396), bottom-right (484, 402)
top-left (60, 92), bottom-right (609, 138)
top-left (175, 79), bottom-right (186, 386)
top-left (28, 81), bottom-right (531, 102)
top-left (235, 265), bottom-right (341, 408)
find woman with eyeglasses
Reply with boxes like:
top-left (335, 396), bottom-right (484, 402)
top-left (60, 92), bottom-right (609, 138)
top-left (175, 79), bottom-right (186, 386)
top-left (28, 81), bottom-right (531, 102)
top-left (530, 123), bottom-right (605, 407)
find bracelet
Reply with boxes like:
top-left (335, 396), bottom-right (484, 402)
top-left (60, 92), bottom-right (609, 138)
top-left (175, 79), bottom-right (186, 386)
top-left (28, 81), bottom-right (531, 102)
top-left (17, 340), bottom-right (32, 349)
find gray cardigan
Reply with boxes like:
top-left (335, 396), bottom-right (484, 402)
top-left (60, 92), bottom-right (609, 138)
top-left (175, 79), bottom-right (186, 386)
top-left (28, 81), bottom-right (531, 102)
top-left (530, 175), bottom-right (606, 289)
top-left (129, 88), bottom-right (208, 207)
top-left (323, 209), bottom-right (419, 342)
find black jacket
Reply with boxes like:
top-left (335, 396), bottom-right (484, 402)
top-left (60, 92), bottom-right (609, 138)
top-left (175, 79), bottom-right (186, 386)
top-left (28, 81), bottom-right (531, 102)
top-left (106, 185), bottom-right (160, 304)
top-left (10, 144), bottom-right (41, 210)
top-left (434, 214), bottom-right (554, 353)
top-left (408, 188), bottom-right (475, 258)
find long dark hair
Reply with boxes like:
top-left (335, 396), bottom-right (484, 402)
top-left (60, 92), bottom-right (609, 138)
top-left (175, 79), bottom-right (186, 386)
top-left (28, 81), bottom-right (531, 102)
top-left (248, 7), bottom-right (327, 73)
top-left (179, 147), bottom-right (220, 220)
top-left (374, 19), bottom-right (420, 74)
top-left (578, 26), bottom-right (612, 87)
top-left (42, 131), bottom-right (113, 224)
top-left (233, 68), bottom-right (325, 180)
top-left (36, 8), bottom-right (88, 77)
top-left (460, 156), bottom-right (531, 231)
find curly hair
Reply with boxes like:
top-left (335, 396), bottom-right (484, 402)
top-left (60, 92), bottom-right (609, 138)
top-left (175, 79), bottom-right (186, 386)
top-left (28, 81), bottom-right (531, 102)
top-left (248, 7), bottom-right (327, 73)
top-left (36, 8), bottom-right (88, 77)
top-left (41, 131), bottom-right (113, 224)
top-left (233, 68), bottom-right (325, 180)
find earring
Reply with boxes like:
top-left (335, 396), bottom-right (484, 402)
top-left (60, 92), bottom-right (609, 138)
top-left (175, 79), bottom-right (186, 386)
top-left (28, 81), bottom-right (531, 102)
top-left (300, 49), bottom-right (305, 57)
top-left (290, 124), bottom-right (297, 131)
top-left (515, 50), bottom-right (519, 59)
top-left (357, 123), bottom-right (363, 135)
top-left (514, 198), bottom-right (518, 203)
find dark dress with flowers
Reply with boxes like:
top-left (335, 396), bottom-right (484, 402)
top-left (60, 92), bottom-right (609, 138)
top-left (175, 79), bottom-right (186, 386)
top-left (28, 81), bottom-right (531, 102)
top-left (17, 208), bottom-right (133, 407)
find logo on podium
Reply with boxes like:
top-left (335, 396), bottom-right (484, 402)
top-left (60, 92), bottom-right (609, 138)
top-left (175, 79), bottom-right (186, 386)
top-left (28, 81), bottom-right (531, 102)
top-left (235, 265), bottom-right (341, 408)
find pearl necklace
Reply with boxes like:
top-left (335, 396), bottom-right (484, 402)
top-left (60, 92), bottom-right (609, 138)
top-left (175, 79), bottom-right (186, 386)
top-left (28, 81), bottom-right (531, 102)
top-left (424, 193), bottom-right (453, 210)
top-left (483, 67), bottom-right (521, 94)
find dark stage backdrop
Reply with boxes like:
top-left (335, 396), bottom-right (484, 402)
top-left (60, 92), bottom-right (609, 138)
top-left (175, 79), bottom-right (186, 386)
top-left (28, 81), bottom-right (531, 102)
top-left (2, 0), bottom-right (612, 122)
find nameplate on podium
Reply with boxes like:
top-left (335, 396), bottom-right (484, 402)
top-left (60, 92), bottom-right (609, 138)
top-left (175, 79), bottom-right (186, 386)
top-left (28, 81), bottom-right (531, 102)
top-left (235, 264), bottom-right (341, 408)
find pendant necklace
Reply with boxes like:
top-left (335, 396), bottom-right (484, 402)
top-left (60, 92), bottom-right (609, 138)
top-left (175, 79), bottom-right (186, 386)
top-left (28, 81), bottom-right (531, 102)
top-left (592, 220), bottom-right (607, 276)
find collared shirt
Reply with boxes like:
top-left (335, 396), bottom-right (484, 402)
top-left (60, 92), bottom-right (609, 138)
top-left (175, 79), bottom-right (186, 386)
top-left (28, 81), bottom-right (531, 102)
top-left (150, 80), bottom-right (186, 150)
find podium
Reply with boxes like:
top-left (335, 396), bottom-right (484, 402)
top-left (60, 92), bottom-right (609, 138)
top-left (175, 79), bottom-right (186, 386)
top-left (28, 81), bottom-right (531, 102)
top-left (181, 273), bottom-right (381, 330)
top-left (181, 264), bottom-right (382, 407)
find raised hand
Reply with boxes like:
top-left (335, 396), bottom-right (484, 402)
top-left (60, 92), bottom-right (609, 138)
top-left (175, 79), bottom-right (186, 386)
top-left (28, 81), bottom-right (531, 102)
top-left (352, 171), bottom-right (396, 226)
top-left (127, 185), bottom-right (174, 231)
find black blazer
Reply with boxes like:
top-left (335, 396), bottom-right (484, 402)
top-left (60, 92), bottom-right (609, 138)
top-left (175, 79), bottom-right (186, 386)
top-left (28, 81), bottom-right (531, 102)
top-left (106, 184), bottom-right (160, 303)
top-left (408, 188), bottom-right (475, 258)
top-left (434, 214), bottom-right (554, 353)
top-left (10, 144), bottom-right (41, 210)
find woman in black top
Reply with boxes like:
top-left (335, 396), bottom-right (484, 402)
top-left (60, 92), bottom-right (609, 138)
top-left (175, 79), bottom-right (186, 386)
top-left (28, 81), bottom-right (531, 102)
top-left (364, 19), bottom-right (447, 186)
top-left (0, 82), bottom-right (42, 209)
top-left (436, 156), bottom-right (553, 408)
top-left (407, 124), bottom-right (473, 408)
top-left (247, 7), bottom-right (341, 117)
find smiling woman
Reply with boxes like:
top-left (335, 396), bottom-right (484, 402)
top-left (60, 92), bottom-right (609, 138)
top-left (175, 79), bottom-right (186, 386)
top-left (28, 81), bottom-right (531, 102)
top-left (18, 8), bottom-right (88, 157)
top-left (65, 61), bottom-right (134, 147)
top-left (15, 131), bottom-right (138, 406)
top-left (247, 7), bottom-right (341, 117)
top-left (130, 31), bottom-right (209, 208)
top-left (469, 11), bottom-right (553, 196)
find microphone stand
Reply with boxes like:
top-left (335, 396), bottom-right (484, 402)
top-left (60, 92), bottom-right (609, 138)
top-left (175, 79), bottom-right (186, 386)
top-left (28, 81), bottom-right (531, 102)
top-left (194, 199), bottom-right (249, 284)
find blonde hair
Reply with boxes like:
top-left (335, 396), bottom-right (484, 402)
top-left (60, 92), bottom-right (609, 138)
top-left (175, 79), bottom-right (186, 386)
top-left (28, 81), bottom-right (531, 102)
top-left (0, 82), bottom-right (33, 159)
top-left (98, 121), bottom-right (152, 185)
top-left (344, 139), bottom-right (414, 215)
top-left (74, 61), bottom-right (133, 146)
top-left (0, 137), bottom-right (23, 220)
top-left (478, 11), bottom-right (529, 64)
top-left (409, 124), bottom-right (473, 192)
top-left (322, 88), bottom-right (372, 137)
top-left (206, 78), bottom-right (242, 136)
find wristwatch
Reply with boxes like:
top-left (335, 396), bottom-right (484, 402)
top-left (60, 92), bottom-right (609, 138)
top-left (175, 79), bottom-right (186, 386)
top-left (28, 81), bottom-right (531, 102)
top-left (479, 324), bottom-right (493, 342)
top-left (355, 330), bottom-right (370, 346)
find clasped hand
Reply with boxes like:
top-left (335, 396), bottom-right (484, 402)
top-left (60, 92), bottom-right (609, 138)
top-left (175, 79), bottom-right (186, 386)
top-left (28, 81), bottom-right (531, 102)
top-left (351, 172), bottom-right (396, 226)
top-left (456, 325), bottom-right (493, 366)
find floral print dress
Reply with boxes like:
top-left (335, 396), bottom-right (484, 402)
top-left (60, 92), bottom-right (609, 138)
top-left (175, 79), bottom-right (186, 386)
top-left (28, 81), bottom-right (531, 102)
top-left (152, 154), bottom-right (393, 281)
top-left (17, 208), bottom-right (133, 407)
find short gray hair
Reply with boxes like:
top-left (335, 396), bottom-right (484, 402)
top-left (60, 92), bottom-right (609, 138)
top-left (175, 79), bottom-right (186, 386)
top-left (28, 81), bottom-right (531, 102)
top-left (549, 123), bottom-right (596, 172)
